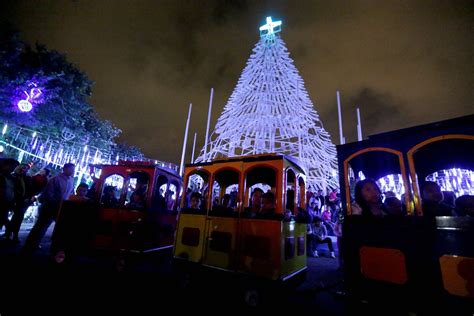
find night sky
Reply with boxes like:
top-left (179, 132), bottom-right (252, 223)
top-left (1, 0), bottom-right (473, 164)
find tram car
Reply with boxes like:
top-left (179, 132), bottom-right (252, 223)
top-left (337, 114), bottom-right (474, 313)
top-left (173, 154), bottom-right (309, 304)
top-left (51, 161), bottom-right (182, 269)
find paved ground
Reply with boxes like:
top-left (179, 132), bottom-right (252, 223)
top-left (0, 223), bottom-right (407, 315)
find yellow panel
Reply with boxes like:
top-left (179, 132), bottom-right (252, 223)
top-left (173, 213), bottom-right (207, 263)
top-left (439, 255), bottom-right (474, 298)
top-left (280, 221), bottom-right (307, 278)
top-left (203, 216), bottom-right (239, 270)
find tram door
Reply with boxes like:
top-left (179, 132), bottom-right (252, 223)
top-left (203, 168), bottom-right (241, 270)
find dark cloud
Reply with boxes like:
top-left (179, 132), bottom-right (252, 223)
top-left (1, 0), bottom-right (472, 164)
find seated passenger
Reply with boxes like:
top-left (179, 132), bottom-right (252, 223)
top-left (256, 191), bottom-right (276, 218)
top-left (242, 188), bottom-right (263, 218)
top-left (455, 195), bottom-right (474, 217)
top-left (152, 192), bottom-right (167, 211)
top-left (384, 191), bottom-right (397, 198)
top-left (213, 194), bottom-right (234, 214)
top-left (442, 191), bottom-right (456, 209)
top-left (165, 190), bottom-right (176, 210)
top-left (188, 192), bottom-right (202, 210)
top-left (101, 186), bottom-right (119, 207)
top-left (129, 181), bottom-right (147, 209)
top-left (129, 192), bottom-right (145, 209)
top-left (421, 181), bottom-right (454, 216)
top-left (68, 183), bottom-right (90, 202)
top-left (384, 196), bottom-right (404, 216)
top-left (351, 179), bottom-right (386, 216)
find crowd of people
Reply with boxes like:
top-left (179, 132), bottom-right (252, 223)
top-left (350, 178), bottom-right (473, 218)
top-left (0, 159), bottom-right (92, 254)
top-left (2, 157), bottom-right (473, 261)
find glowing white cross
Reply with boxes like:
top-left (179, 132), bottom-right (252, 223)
top-left (259, 16), bottom-right (282, 38)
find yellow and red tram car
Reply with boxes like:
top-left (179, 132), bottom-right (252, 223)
top-left (52, 161), bottom-right (182, 265)
top-left (173, 154), bottom-right (308, 283)
top-left (338, 114), bottom-right (474, 313)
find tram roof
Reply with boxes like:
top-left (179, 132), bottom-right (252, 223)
top-left (336, 114), bottom-right (474, 180)
top-left (91, 161), bottom-right (180, 177)
top-left (186, 154), bottom-right (305, 173)
top-left (337, 114), bottom-right (474, 155)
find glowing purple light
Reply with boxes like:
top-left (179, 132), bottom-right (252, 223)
top-left (17, 83), bottom-right (42, 112)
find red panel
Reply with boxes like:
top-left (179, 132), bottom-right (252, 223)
top-left (359, 246), bottom-right (407, 284)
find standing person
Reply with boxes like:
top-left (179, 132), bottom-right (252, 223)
top-left (30, 168), bottom-right (50, 199)
top-left (22, 163), bottom-right (75, 254)
top-left (316, 189), bottom-right (325, 214)
top-left (4, 163), bottom-right (33, 243)
top-left (333, 214), bottom-right (344, 269)
top-left (0, 158), bottom-right (19, 232)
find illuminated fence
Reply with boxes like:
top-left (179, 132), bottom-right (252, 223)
top-left (0, 122), bottom-right (178, 183)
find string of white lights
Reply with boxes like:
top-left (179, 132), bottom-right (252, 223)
top-left (196, 17), bottom-right (338, 190)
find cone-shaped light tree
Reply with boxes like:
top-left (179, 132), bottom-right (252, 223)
top-left (196, 17), bottom-right (338, 190)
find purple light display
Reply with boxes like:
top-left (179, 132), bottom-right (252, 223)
top-left (16, 83), bottom-right (42, 112)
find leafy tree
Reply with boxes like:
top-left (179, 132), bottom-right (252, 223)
top-left (0, 26), bottom-right (142, 158)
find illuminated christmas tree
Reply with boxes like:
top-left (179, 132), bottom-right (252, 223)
top-left (197, 17), bottom-right (338, 190)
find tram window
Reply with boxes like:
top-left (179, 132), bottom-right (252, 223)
top-left (425, 167), bottom-right (474, 216)
top-left (285, 237), bottom-right (295, 260)
top-left (426, 168), bottom-right (474, 198)
top-left (151, 175), bottom-right (168, 211)
top-left (211, 169), bottom-right (240, 215)
top-left (347, 150), bottom-right (407, 216)
top-left (244, 166), bottom-right (277, 217)
top-left (247, 183), bottom-right (272, 205)
top-left (125, 171), bottom-right (150, 210)
top-left (298, 177), bottom-right (306, 209)
top-left (286, 169), bottom-right (296, 214)
top-left (166, 182), bottom-right (179, 211)
top-left (376, 174), bottom-right (405, 201)
top-left (184, 172), bottom-right (209, 210)
top-left (101, 174), bottom-right (124, 208)
top-left (412, 138), bottom-right (474, 215)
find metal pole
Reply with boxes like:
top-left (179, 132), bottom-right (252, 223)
top-left (337, 90), bottom-right (345, 144)
top-left (204, 88), bottom-right (214, 161)
top-left (179, 103), bottom-right (192, 177)
top-left (357, 107), bottom-right (363, 141)
top-left (191, 132), bottom-right (197, 163)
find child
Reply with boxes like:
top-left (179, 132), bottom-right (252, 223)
top-left (312, 217), bottom-right (336, 258)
